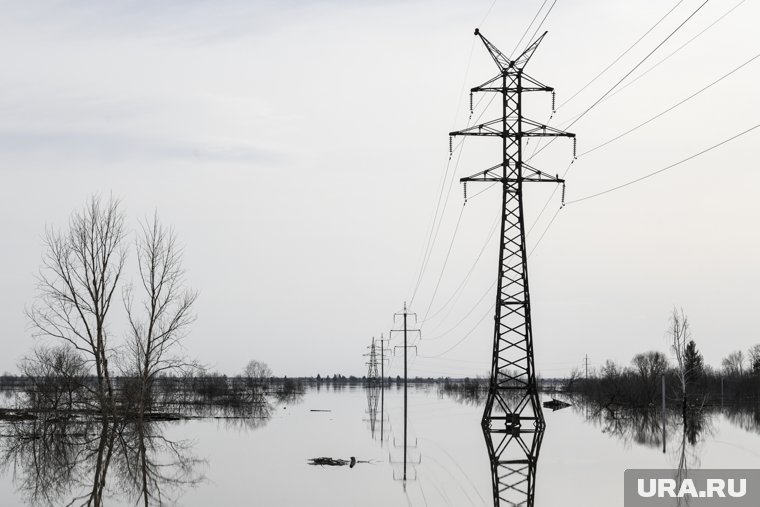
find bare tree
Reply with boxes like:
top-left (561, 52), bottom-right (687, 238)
top-left (748, 344), bottom-right (760, 376)
top-left (123, 214), bottom-right (198, 416)
top-left (632, 351), bottom-right (669, 403)
top-left (243, 360), bottom-right (272, 387)
top-left (722, 350), bottom-right (745, 377)
top-left (19, 344), bottom-right (88, 412)
top-left (564, 367), bottom-right (583, 392)
top-left (27, 195), bottom-right (126, 415)
top-left (667, 308), bottom-right (691, 400)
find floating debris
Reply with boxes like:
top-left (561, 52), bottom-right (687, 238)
top-left (307, 457), bottom-right (373, 468)
top-left (543, 399), bottom-right (572, 411)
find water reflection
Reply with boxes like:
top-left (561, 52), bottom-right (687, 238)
top-left (437, 384), bottom-right (760, 507)
top-left (724, 403), bottom-right (760, 435)
top-left (483, 387), bottom-right (545, 507)
top-left (188, 399), bottom-right (275, 432)
top-left (0, 415), bottom-right (204, 506)
top-left (0, 380), bottom-right (305, 505)
top-left (482, 418), bottom-right (544, 507)
top-left (365, 384), bottom-right (380, 439)
top-left (436, 381), bottom-right (545, 506)
top-left (574, 398), bottom-right (714, 452)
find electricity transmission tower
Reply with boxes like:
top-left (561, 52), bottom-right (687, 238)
top-left (363, 337), bottom-right (383, 438)
top-left (365, 337), bottom-right (380, 384)
top-left (449, 29), bottom-right (575, 437)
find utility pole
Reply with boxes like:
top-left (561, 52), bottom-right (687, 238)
top-left (381, 334), bottom-right (385, 384)
top-left (390, 302), bottom-right (420, 482)
top-left (585, 354), bottom-right (589, 380)
top-left (451, 29), bottom-right (574, 507)
top-left (379, 333), bottom-right (390, 444)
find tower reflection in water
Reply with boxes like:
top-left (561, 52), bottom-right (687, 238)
top-left (482, 396), bottom-right (545, 507)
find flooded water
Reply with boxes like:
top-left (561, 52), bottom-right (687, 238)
top-left (1, 384), bottom-right (759, 506)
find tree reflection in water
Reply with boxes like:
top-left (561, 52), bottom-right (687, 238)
top-left (0, 378), bottom-right (305, 505)
top-left (0, 415), bottom-right (204, 506)
top-left (573, 398), bottom-right (713, 453)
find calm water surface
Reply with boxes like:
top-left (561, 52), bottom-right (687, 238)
top-left (1, 385), bottom-right (759, 506)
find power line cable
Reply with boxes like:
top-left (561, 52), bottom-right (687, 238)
top-left (525, 0), bottom-right (739, 239)
top-left (419, 301), bottom-right (495, 358)
top-left (566, 0), bottom-right (711, 127)
top-left (528, 205), bottom-right (562, 257)
top-left (579, 51), bottom-right (760, 157)
top-left (530, 0), bottom-right (713, 161)
top-left (557, 0), bottom-right (746, 127)
top-left (566, 122), bottom-right (760, 205)
top-left (409, 93), bottom-right (497, 307)
top-left (427, 278), bottom-right (496, 340)
top-left (527, 16), bottom-right (752, 245)
top-left (421, 205), bottom-right (466, 323)
top-left (410, 93), bottom-right (498, 309)
top-left (422, 214), bottom-right (499, 323)
top-left (409, 139), bottom-right (467, 307)
top-left (510, 0), bottom-right (550, 58)
top-left (556, 0), bottom-right (686, 111)
top-left (525, 0), bottom-right (559, 48)
top-left (526, 123), bottom-right (760, 265)
top-left (478, 0), bottom-right (499, 27)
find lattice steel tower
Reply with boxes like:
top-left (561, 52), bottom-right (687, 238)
top-left (450, 29), bottom-right (574, 432)
top-left (365, 337), bottom-right (380, 383)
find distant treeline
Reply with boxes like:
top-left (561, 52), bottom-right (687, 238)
top-left (0, 373), bottom-right (492, 389)
top-left (564, 345), bottom-right (760, 408)
top-left (0, 371), bottom-right (305, 420)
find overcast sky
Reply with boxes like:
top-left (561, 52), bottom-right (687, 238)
top-left (1, 0), bottom-right (758, 379)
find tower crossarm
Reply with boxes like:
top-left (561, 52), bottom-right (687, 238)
top-left (522, 119), bottom-right (574, 138)
top-left (449, 118), bottom-right (574, 139)
top-left (472, 73), bottom-right (553, 94)
top-left (460, 162), bottom-right (564, 184)
top-left (449, 118), bottom-right (503, 137)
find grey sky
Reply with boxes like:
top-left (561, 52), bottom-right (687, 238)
top-left (1, 0), bottom-right (758, 379)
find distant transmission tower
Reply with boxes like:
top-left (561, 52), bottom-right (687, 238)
top-left (365, 337), bottom-right (380, 384)
top-left (450, 29), bottom-right (575, 433)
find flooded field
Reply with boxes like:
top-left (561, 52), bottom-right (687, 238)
top-left (1, 384), bottom-right (759, 506)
